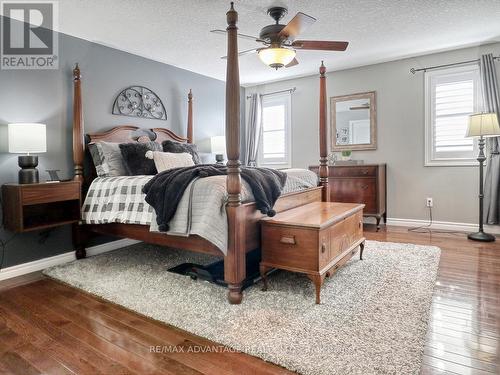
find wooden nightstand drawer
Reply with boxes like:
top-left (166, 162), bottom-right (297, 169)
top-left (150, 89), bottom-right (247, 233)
top-left (21, 182), bottom-right (80, 205)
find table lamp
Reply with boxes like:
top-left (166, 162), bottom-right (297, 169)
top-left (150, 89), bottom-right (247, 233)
top-left (210, 136), bottom-right (226, 164)
top-left (465, 113), bottom-right (500, 242)
top-left (8, 123), bottom-right (47, 184)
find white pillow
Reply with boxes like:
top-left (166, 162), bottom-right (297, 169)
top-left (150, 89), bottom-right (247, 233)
top-left (145, 151), bottom-right (194, 172)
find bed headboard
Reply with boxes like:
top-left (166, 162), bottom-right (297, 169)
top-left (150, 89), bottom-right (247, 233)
top-left (72, 64), bottom-right (193, 190)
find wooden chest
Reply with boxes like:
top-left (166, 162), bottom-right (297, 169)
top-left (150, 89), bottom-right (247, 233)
top-left (260, 202), bottom-right (365, 304)
top-left (309, 164), bottom-right (386, 229)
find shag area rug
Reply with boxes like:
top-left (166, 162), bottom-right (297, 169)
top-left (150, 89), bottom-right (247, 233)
top-left (44, 240), bottom-right (440, 375)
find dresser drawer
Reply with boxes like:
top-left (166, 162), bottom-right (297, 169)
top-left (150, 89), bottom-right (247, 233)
top-left (330, 178), bottom-right (377, 213)
top-left (21, 182), bottom-right (80, 205)
top-left (329, 166), bottom-right (377, 178)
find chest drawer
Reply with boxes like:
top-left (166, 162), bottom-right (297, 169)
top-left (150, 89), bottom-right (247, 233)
top-left (329, 166), bottom-right (377, 178)
top-left (261, 225), bottom-right (322, 272)
top-left (330, 178), bottom-right (377, 213)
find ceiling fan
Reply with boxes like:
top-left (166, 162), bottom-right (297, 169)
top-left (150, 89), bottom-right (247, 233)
top-left (211, 6), bottom-right (349, 69)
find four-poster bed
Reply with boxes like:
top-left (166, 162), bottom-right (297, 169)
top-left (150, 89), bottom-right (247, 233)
top-left (72, 2), bottom-right (329, 304)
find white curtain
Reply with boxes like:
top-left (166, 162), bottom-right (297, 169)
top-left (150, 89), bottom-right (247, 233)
top-left (481, 53), bottom-right (500, 224)
top-left (244, 93), bottom-right (262, 166)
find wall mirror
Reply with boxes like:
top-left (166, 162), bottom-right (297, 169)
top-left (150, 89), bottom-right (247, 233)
top-left (330, 91), bottom-right (377, 151)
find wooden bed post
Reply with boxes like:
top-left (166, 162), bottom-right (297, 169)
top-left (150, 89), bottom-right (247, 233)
top-left (72, 63), bottom-right (87, 259)
top-left (319, 61), bottom-right (329, 202)
top-left (73, 64), bottom-right (84, 183)
top-left (187, 89), bottom-right (193, 143)
top-left (224, 2), bottom-right (246, 304)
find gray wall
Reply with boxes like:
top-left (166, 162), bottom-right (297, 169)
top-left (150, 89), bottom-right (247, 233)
top-left (246, 43), bottom-right (500, 225)
top-left (0, 24), bottom-right (229, 268)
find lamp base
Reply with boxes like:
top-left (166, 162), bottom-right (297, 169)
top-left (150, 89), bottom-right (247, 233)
top-left (18, 155), bottom-right (39, 184)
top-left (215, 154), bottom-right (225, 165)
top-left (467, 231), bottom-right (496, 242)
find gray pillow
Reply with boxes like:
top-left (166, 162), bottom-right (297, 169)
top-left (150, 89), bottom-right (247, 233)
top-left (88, 141), bottom-right (128, 177)
top-left (162, 140), bottom-right (201, 164)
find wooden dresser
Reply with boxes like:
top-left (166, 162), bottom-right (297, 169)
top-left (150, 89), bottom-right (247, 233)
top-left (310, 164), bottom-right (387, 229)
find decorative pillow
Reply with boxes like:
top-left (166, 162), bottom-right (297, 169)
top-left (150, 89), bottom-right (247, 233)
top-left (162, 140), bottom-right (201, 164)
top-left (119, 141), bottom-right (162, 175)
top-left (145, 151), bottom-right (194, 173)
top-left (88, 141), bottom-right (128, 177)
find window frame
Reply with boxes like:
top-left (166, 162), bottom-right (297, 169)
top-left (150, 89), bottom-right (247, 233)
top-left (424, 64), bottom-right (481, 167)
top-left (257, 92), bottom-right (292, 169)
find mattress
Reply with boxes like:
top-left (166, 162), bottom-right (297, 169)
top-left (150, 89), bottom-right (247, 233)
top-left (82, 168), bottom-right (318, 254)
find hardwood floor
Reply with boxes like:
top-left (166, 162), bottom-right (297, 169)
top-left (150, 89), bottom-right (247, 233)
top-left (0, 225), bottom-right (498, 375)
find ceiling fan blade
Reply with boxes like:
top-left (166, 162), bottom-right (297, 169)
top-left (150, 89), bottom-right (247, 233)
top-left (278, 12), bottom-right (316, 42)
top-left (285, 58), bottom-right (299, 68)
top-left (292, 40), bottom-right (349, 51)
top-left (211, 29), bottom-right (265, 43)
top-left (221, 48), bottom-right (260, 60)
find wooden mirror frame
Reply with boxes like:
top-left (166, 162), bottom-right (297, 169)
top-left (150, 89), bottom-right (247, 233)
top-left (330, 91), bottom-right (377, 151)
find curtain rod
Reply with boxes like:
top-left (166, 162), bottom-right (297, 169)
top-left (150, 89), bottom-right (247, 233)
top-left (246, 87), bottom-right (296, 99)
top-left (410, 56), bottom-right (500, 74)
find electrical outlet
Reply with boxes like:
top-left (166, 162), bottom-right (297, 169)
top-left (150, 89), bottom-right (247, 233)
top-left (426, 197), bottom-right (433, 208)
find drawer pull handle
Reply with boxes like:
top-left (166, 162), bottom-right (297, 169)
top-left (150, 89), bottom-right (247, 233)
top-left (321, 243), bottom-right (327, 253)
top-left (280, 235), bottom-right (296, 245)
top-left (361, 170), bottom-right (369, 175)
top-left (361, 185), bottom-right (369, 190)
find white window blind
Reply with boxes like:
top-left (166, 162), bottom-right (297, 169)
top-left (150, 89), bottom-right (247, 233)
top-left (258, 93), bottom-right (291, 168)
top-left (425, 65), bottom-right (481, 166)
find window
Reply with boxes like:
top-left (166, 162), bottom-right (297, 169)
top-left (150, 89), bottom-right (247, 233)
top-left (258, 93), bottom-right (291, 168)
top-left (425, 64), bottom-right (481, 166)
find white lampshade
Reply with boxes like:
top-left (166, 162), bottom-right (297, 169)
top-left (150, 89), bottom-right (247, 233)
top-left (258, 47), bottom-right (296, 69)
top-left (466, 113), bottom-right (500, 138)
top-left (207, 135), bottom-right (226, 154)
top-left (8, 123), bottom-right (47, 153)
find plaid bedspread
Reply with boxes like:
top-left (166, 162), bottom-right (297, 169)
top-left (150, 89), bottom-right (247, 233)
top-left (82, 169), bottom-right (318, 254)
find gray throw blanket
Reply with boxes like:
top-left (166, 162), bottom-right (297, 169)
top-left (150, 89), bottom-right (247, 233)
top-left (143, 164), bottom-right (287, 232)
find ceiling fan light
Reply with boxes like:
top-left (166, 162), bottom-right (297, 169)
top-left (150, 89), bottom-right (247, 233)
top-left (258, 48), bottom-right (296, 69)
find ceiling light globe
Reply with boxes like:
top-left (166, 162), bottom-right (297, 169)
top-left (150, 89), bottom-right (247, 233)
top-left (258, 48), bottom-right (296, 69)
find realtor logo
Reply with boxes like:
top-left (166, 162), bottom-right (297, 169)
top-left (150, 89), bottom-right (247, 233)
top-left (1, 0), bottom-right (58, 69)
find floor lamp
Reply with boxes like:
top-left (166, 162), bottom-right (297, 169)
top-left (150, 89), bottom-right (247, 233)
top-left (466, 113), bottom-right (500, 242)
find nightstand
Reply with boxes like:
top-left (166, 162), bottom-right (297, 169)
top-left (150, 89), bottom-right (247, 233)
top-left (1, 181), bottom-right (81, 233)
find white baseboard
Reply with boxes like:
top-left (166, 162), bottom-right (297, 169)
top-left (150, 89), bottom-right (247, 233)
top-left (386, 217), bottom-right (500, 235)
top-left (0, 238), bottom-right (140, 281)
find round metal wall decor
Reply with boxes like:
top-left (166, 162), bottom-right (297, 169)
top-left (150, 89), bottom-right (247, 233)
top-left (112, 86), bottom-right (167, 120)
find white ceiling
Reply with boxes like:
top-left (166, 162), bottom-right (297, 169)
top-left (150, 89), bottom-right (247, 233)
top-left (56, 0), bottom-right (500, 86)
